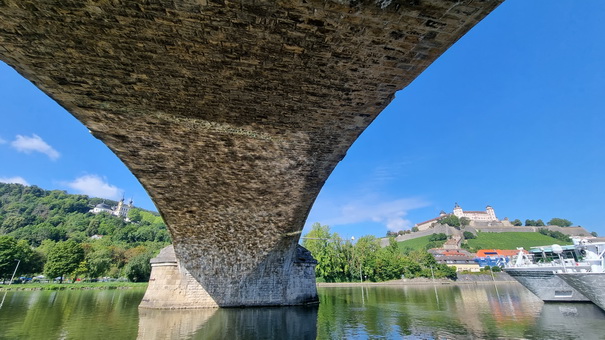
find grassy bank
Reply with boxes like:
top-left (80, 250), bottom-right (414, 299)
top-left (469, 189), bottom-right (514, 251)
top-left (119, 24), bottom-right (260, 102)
top-left (0, 281), bottom-right (148, 291)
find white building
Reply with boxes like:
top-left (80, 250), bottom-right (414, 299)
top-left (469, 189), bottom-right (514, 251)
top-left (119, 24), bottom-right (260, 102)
top-left (415, 203), bottom-right (499, 231)
top-left (90, 202), bottom-right (113, 214)
top-left (452, 203), bottom-right (497, 222)
top-left (113, 198), bottom-right (133, 218)
top-left (90, 198), bottom-right (133, 219)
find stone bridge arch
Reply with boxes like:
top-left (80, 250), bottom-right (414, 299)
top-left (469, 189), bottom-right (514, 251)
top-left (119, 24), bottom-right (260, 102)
top-left (0, 0), bottom-right (502, 307)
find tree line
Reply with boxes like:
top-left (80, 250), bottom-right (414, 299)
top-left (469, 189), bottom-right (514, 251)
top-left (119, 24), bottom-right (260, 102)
top-left (302, 223), bottom-right (456, 283)
top-left (0, 183), bottom-right (170, 283)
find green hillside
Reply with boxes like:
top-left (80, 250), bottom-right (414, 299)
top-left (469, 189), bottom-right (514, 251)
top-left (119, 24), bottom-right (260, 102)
top-left (0, 182), bottom-right (170, 282)
top-left (466, 232), bottom-right (572, 250)
top-left (397, 231), bottom-right (573, 253)
top-left (397, 235), bottom-right (445, 252)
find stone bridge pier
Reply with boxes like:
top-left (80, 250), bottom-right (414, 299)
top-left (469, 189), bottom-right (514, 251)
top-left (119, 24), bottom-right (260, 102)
top-left (0, 0), bottom-right (502, 307)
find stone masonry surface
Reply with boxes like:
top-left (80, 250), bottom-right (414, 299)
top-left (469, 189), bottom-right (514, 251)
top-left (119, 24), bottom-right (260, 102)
top-left (0, 0), bottom-right (503, 306)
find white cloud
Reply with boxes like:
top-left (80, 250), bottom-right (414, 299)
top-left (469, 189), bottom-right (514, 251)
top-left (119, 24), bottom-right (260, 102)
top-left (0, 137), bottom-right (6, 144)
top-left (309, 195), bottom-right (430, 232)
top-left (64, 175), bottom-right (122, 200)
top-left (0, 176), bottom-right (29, 186)
top-left (11, 134), bottom-right (60, 160)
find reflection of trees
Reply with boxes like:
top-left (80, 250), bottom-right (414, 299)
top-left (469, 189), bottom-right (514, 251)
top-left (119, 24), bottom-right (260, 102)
top-left (1, 289), bottom-right (143, 339)
top-left (316, 286), bottom-right (466, 338)
top-left (2, 289), bottom-right (318, 339)
top-left (6, 284), bottom-right (597, 338)
top-left (316, 285), bottom-right (545, 339)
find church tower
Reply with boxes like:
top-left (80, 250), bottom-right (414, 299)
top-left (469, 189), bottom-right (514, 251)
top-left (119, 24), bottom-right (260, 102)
top-left (114, 197), bottom-right (133, 218)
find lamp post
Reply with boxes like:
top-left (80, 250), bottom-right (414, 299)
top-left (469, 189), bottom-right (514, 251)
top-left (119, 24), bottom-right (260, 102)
top-left (9, 259), bottom-right (20, 285)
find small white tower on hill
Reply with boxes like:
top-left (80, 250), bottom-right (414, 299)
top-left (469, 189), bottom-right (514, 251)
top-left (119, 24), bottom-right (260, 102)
top-left (453, 203), bottom-right (464, 218)
top-left (486, 205), bottom-right (497, 220)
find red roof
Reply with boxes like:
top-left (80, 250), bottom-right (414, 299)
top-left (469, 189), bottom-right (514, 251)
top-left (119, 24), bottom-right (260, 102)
top-left (441, 250), bottom-right (466, 256)
top-left (476, 249), bottom-right (527, 257)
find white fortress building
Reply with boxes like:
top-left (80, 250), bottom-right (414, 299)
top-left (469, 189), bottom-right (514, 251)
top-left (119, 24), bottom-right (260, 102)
top-left (452, 203), bottom-right (497, 222)
top-left (415, 203), bottom-right (499, 231)
top-left (90, 198), bottom-right (133, 219)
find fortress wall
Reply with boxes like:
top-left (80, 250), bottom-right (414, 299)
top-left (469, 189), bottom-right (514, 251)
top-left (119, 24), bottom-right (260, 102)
top-left (473, 225), bottom-right (591, 236)
top-left (393, 224), bottom-right (459, 243)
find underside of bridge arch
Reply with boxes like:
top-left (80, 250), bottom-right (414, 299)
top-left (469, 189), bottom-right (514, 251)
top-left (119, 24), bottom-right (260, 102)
top-left (0, 0), bottom-right (502, 307)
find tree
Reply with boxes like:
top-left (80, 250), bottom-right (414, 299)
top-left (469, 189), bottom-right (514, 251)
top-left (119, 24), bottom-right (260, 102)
top-left (538, 228), bottom-right (572, 243)
top-left (548, 218), bottom-right (573, 227)
top-left (372, 238), bottom-right (404, 281)
top-left (591, 231), bottom-right (598, 237)
top-left (355, 235), bottom-right (380, 281)
top-left (434, 263), bottom-right (457, 280)
top-left (463, 231), bottom-right (476, 240)
top-left (124, 251), bottom-right (154, 282)
top-left (0, 236), bottom-right (43, 282)
top-left (411, 226), bottom-right (419, 233)
top-left (438, 215), bottom-right (460, 227)
top-left (44, 240), bottom-right (85, 283)
top-left (459, 217), bottom-right (470, 227)
top-left (524, 219), bottom-right (545, 226)
top-left (511, 219), bottom-right (522, 226)
top-left (0, 236), bottom-right (22, 281)
top-left (127, 208), bottom-right (143, 223)
top-left (86, 248), bottom-right (113, 279)
top-left (302, 223), bottom-right (351, 282)
top-left (428, 233), bottom-right (448, 242)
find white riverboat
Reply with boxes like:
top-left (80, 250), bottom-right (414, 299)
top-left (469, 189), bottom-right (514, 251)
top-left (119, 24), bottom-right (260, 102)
top-left (504, 239), bottom-right (605, 302)
top-left (556, 240), bottom-right (605, 311)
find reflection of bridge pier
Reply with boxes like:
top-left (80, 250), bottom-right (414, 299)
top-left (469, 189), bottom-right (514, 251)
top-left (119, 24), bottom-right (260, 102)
top-left (0, 0), bottom-right (502, 306)
top-left (137, 303), bottom-right (318, 339)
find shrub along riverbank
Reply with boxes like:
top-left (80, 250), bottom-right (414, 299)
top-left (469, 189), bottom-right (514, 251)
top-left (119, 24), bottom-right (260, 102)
top-left (0, 281), bottom-right (148, 291)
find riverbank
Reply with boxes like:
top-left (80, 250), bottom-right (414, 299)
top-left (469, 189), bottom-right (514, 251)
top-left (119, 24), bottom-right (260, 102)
top-left (317, 272), bottom-right (517, 287)
top-left (0, 282), bottom-right (148, 291)
top-left (1, 273), bottom-right (515, 291)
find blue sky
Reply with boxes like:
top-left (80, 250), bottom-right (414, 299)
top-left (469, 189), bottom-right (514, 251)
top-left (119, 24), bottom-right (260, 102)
top-left (2, 1), bottom-right (605, 239)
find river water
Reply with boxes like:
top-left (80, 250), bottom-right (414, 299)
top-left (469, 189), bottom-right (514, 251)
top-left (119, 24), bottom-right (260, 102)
top-left (1, 283), bottom-right (605, 339)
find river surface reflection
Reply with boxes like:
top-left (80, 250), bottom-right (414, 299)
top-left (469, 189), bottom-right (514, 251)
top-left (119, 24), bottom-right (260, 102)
top-left (2, 284), bottom-right (605, 339)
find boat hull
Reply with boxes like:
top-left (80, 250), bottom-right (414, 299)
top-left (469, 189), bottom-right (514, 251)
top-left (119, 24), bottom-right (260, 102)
top-left (504, 268), bottom-right (589, 302)
top-left (557, 273), bottom-right (605, 311)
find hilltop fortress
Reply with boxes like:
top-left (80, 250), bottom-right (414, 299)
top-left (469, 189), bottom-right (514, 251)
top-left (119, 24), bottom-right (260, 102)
top-left (388, 203), bottom-right (592, 246)
top-left (415, 203), bottom-right (503, 231)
